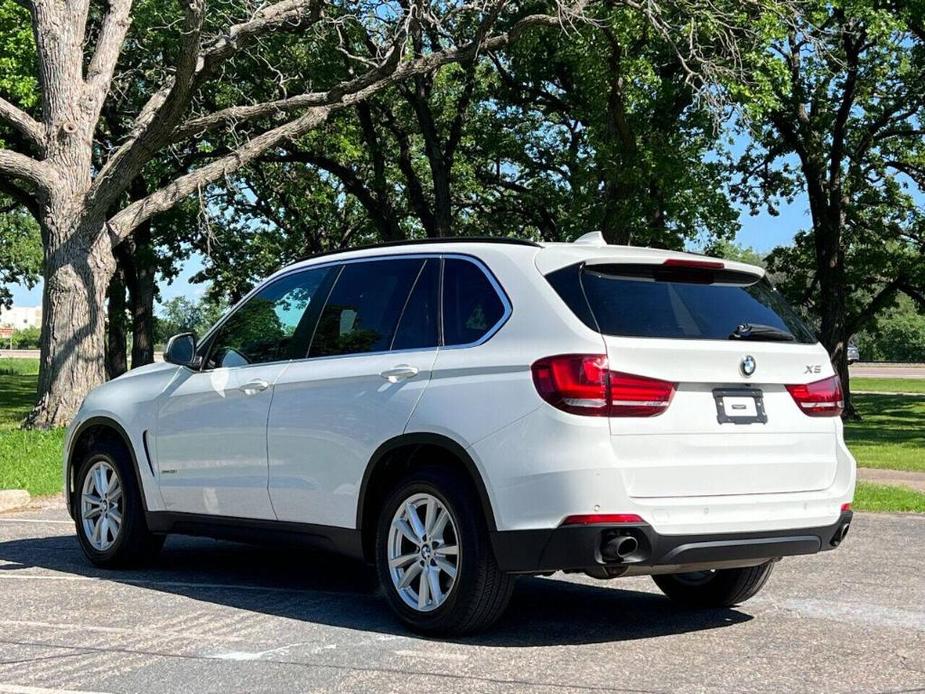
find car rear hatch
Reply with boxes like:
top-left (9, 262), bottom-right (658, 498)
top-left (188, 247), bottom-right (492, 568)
top-left (543, 253), bottom-right (842, 499)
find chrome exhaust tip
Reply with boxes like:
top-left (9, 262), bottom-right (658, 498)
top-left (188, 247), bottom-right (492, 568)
top-left (602, 534), bottom-right (639, 561)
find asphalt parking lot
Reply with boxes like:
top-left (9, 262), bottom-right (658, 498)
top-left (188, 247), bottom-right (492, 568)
top-left (0, 500), bottom-right (923, 693)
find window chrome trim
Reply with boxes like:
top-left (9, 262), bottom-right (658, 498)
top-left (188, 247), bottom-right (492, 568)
top-left (195, 251), bottom-right (511, 371)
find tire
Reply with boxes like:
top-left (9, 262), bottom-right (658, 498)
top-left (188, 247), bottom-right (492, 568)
top-left (73, 440), bottom-right (164, 568)
top-left (375, 466), bottom-right (514, 635)
top-left (652, 561), bottom-right (775, 608)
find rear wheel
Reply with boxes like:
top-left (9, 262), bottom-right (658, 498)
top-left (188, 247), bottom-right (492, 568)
top-left (652, 562), bottom-right (775, 607)
top-left (375, 466), bottom-right (514, 635)
top-left (74, 441), bottom-right (163, 567)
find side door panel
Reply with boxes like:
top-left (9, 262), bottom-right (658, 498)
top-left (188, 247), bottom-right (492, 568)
top-left (268, 350), bottom-right (437, 526)
top-left (154, 363), bottom-right (286, 518)
top-left (268, 257), bottom-right (440, 527)
top-left (153, 266), bottom-right (334, 519)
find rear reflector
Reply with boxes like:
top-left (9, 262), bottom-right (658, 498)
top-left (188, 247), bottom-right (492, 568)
top-left (786, 375), bottom-right (844, 417)
top-left (561, 513), bottom-right (644, 526)
top-left (841, 503), bottom-right (852, 512)
top-left (531, 355), bottom-right (675, 417)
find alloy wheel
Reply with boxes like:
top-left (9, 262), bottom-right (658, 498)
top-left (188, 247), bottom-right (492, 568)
top-left (387, 493), bottom-right (460, 612)
top-left (80, 459), bottom-right (124, 551)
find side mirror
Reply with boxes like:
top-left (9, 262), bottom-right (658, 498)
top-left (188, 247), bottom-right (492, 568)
top-left (164, 332), bottom-right (198, 368)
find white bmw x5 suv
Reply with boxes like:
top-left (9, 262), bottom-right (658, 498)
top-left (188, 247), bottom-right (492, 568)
top-left (65, 234), bottom-right (855, 634)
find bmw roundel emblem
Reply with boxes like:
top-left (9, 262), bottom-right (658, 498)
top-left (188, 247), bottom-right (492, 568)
top-left (741, 355), bottom-right (757, 377)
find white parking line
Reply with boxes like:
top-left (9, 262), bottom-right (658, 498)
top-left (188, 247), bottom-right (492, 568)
top-left (0, 519), bottom-right (72, 525)
top-left (0, 573), bottom-right (369, 597)
top-left (780, 598), bottom-right (925, 632)
top-left (0, 685), bottom-right (110, 694)
top-left (0, 620), bottom-right (249, 643)
top-left (394, 649), bottom-right (468, 662)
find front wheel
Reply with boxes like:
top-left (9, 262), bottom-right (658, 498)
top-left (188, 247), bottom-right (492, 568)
top-left (375, 467), bottom-right (514, 635)
top-left (74, 441), bottom-right (163, 568)
top-left (652, 562), bottom-right (775, 608)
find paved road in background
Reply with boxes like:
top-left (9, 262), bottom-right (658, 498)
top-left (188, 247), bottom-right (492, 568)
top-left (3, 351), bottom-right (925, 378)
top-left (849, 364), bottom-right (925, 379)
top-left (0, 350), bottom-right (40, 359)
top-left (0, 500), bottom-right (922, 693)
top-left (0, 349), bottom-right (164, 362)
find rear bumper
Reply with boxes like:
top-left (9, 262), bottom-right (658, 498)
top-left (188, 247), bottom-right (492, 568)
top-left (490, 511), bottom-right (853, 574)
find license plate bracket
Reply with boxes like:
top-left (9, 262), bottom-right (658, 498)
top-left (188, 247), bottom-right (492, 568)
top-left (713, 388), bottom-right (767, 425)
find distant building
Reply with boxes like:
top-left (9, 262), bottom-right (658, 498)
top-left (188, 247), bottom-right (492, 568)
top-left (0, 305), bottom-right (42, 330)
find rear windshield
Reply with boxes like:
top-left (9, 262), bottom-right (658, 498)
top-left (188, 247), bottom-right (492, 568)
top-left (547, 262), bottom-right (816, 344)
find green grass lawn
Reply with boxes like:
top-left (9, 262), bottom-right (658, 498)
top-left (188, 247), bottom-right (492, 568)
top-left (0, 357), bottom-right (65, 496)
top-left (852, 377), bottom-right (925, 394)
top-left (843, 392), bottom-right (925, 472)
top-left (1, 357), bottom-right (923, 512)
top-left (854, 481), bottom-right (925, 513)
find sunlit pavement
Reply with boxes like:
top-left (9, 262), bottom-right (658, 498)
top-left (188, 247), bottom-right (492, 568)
top-left (0, 500), bottom-right (922, 693)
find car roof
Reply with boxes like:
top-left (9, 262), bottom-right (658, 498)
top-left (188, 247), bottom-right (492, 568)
top-left (271, 236), bottom-right (764, 280)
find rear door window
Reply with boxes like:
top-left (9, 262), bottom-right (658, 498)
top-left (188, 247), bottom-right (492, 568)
top-left (310, 258), bottom-right (424, 357)
top-left (548, 263), bottom-right (816, 343)
top-left (442, 258), bottom-right (507, 346)
top-left (391, 258), bottom-right (440, 351)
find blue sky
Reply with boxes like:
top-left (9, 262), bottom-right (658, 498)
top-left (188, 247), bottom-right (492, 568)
top-left (6, 195), bottom-right (809, 309)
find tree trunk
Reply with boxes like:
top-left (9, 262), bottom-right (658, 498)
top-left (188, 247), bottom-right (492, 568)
top-left (812, 217), bottom-right (857, 420)
top-left (105, 268), bottom-right (128, 379)
top-left (120, 222), bottom-right (156, 368)
top-left (130, 256), bottom-right (156, 368)
top-left (600, 179), bottom-right (632, 245)
top-left (25, 219), bottom-right (116, 429)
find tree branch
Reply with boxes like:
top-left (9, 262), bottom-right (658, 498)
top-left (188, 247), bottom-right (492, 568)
top-left (0, 149), bottom-right (56, 192)
top-left (84, 0), bottom-right (133, 112)
top-left (172, 12), bottom-right (565, 142)
top-left (899, 282), bottom-right (925, 311)
top-left (108, 107), bottom-right (330, 243)
top-left (846, 277), bottom-right (902, 336)
top-left (0, 97), bottom-right (44, 152)
top-left (86, 0), bottom-right (206, 217)
top-left (0, 178), bottom-right (41, 219)
top-left (828, 19), bottom-right (862, 197)
top-left (106, 9), bottom-right (571, 245)
top-left (196, 0), bottom-right (324, 84)
top-left (90, 0), bottom-right (321, 218)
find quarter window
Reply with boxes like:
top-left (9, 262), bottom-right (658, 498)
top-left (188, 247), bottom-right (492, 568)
top-left (205, 267), bottom-right (332, 369)
top-left (442, 258), bottom-right (506, 346)
top-left (310, 258), bottom-right (424, 357)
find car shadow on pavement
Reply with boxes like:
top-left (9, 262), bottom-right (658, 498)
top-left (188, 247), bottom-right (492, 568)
top-left (0, 532), bottom-right (752, 646)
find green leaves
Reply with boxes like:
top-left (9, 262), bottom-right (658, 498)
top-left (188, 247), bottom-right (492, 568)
top-left (0, 206), bottom-right (41, 310)
top-left (734, 0), bottom-right (925, 358)
top-left (0, 1), bottom-right (39, 115)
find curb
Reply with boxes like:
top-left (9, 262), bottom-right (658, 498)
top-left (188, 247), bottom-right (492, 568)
top-left (0, 489), bottom-right (31, 513)
top-left (858, 468), bottom-right (925, 494)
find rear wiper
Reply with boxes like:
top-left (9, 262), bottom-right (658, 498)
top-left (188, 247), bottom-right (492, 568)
top-left (729, 323), bottom-right (795, 342)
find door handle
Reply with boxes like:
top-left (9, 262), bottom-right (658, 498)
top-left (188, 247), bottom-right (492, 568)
top-left (379, 365), bottom-right (419, 383)
top-left (239, 378), bottom-right (270, 395)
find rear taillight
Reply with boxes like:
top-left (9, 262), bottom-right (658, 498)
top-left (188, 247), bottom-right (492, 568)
top-left (609, 371), bottom-right (676, 417)
top-left (531, 354), bottom-right (675, 417)
top-left (786, 375), bottom-right (844, 417)
top-left (531, 354), bottom-right (609, 416)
